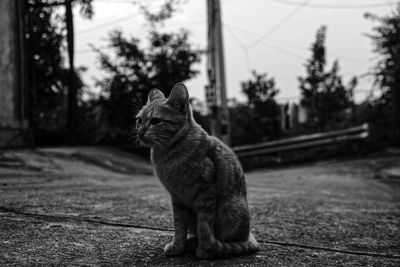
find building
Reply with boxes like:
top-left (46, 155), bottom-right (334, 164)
top-left (0, 0), bottom-right (29, 147)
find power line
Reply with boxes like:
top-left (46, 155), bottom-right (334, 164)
top-left (258, 40), bottom-right (306, 60)
top-left (76, 13), bottom-right (140, 36)
top-left (258, 39), bottom-right (365, 77)
top-left (225, 23), bottom-right (368, 65)
top-left (76, 45), bottom-right (108, 54)
top-left (267, 0), bottom-right (392, 9)
top-left (276, 88), bottom-right (371, 102)
top-left (265, 38), bottom-right (366, 65)
top-left (223, 24), bottom-right (260, 38)
top-left (223, 24), bottom-right (251, 73)
top-left (223, 23), bottom-right (366, 80)
top-left (223, 24), bottom-right (306, 74)
top-left (95, 0), bottom-right (135, 3)
top-left (223, 25), bottom-right (364, 78)
top-left (247, 0), bottom-right (311, 49)
top-left (76, 15), bottom-right (204, 37)
top-left (94, 0), bottom-right (150, 4)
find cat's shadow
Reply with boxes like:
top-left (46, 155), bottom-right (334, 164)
top-left (119, 244), bottom-right (260, 266)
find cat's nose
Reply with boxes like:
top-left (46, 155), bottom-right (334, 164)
top-left (138, 128), bottom-right (146, 139)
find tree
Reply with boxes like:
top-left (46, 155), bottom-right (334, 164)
top-left (93, 1), bottom-right (201, 143)
top-left (298, 25), bottom-right (354, 131)
top-left (365, 4), bottom-right (400, 146)
top-left (230, 71), bottom-right (281, 146)
top-left (25, 0), bottom-right (93, 145)
top-left (242, 71), bottom-right (279, 106)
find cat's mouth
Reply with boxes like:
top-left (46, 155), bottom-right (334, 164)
top-left (137, 136), bottom-right (153, 147)
top-left (138, 136), bottom-right (167, 150)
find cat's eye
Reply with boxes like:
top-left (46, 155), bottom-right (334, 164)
top-left (150, 118), bottom-right (162, 125)
top-left (136, 118), bottom-right (142, 125)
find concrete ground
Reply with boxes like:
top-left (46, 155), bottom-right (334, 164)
top-left (0, 147), bottom-right (399, 266)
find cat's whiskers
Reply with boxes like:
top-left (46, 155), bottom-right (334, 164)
top-left (153, 133), bottom-right (172, 150)
top-left (154, 132), bottom-right (194, 157)
top-left (149, 135), bottom-right (167, 151)
top-left (144, 132), bottom-right (167, 151)
top-left (153, 140), bottom-right (164, 150)
top-left (131, 100), bottom-right (144, 115)
top-left (128, 134), bottom-right (138, 142)
top-left (128, 128), bottom-right (141, 147)
top-left (155, 138), bottom-right (168, 151)
top-left (128, 128), bottom-right (138, 142)
top-left (134, 140), bottom-right (140, 148)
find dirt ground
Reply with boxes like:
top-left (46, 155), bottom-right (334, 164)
top-left (0, 147), bottom-right (399, 266)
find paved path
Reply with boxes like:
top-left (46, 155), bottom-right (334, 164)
top-left (0, 147), bottom-right (399, 266)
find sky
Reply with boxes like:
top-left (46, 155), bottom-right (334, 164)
top-left (74, 0), bottom-right (397, 104)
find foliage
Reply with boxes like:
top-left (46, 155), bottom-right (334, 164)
top-left (298, 25), bottom-right (354, 131)
top-left (139, 0), bottom-right (185, 25)
top-left (242, 71), bottom-right (279, 105)
top-left (230, 71), bottom-right (281, 146)
top-left (365, 4), bottom-right (400, 146)
top-left (93, 1), bottom-right (201, 143)
top-left (25, 0), bottom-right (92, 145)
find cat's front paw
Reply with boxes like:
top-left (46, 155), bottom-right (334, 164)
top-left (195, 247), bottom-right (214, 259)
top-left (164, 241), bottom-right (185, 256)
top-left (184, 236), bottom-right (198, 252)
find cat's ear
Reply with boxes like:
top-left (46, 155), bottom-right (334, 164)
top-left (147, 88), bottom-right (165, 103)
top-left (166, 83), bottom-right (189, 114)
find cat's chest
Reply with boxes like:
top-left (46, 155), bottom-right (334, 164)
top-left (155, 162), bottom-right (196, 189)
top-left (154, 160), bottom-right (212, 206)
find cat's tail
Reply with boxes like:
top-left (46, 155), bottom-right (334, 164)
top-left (199, 225), bottom-right (260, 258)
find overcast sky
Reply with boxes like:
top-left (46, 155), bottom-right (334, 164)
top-left (74, 0), bottom-right (396, 103)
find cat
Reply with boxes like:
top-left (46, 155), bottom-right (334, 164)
top-left (136, 82), bottom-right (260, 259)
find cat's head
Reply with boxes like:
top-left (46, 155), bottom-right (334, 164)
top-left (135, 83), bottom-right (191, 148)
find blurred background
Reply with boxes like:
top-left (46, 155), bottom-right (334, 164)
top-left (1, 0), bottom-right (399, 167)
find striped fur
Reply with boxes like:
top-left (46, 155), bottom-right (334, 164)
top-left (136, 83), bottom-right (260, 259)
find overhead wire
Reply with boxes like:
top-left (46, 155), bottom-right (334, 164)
top-left (267, 0), bottom-right (393, 9)
top-left (224, 23), bottom-right (367, 65)
top-left (223, 24), bottom-right (252, 73)
top-left (246, 0), bottom-right (393, 50)
top-left (246, 0), bottom-right (311, 50)
top-left (76, 45), bottom-right (109, 54)
top-left (223, 23), bottom-right (365, 79)
top-left (75, 0), bottom-right (378, 100)
top-left (258, 40), bottom-right (306, 60)
top-left (258, 38), bottom-right (364, 77)
top-left (76, 13), bottom-right (140, 36)
top-left (94, 0), bottom-right (151, 4)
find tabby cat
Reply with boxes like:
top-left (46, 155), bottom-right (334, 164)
top-left (136, 83), bottom-right (260, 259)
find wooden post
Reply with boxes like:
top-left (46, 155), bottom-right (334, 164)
top-left (206, 0), bottom-right (230, 145)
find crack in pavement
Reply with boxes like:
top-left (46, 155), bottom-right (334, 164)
top-left (1, 206), bottom-right (399, 260)
top-left (0, 206), bottom-right (172, 233)
top-left (257, 240), bottom-right (400, 259)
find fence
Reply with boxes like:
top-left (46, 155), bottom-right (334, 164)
top-left (233, 123), bottom-right (369, 158)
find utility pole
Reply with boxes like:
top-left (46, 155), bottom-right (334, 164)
top-left (65, 0), bottom-right (77, 144)
top-left (206, 0), bottom-right (230, 145)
